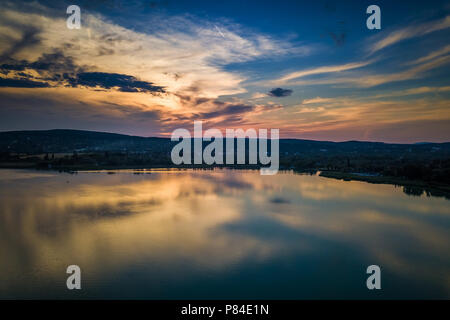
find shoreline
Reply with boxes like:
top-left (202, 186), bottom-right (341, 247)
top-left (319, 171), bottom-right (450, 199)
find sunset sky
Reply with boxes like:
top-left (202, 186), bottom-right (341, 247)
top-left (0, 0), bottom-right (449, 143)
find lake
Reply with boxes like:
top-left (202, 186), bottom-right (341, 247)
top-left (0, 169), bottom-right (449, 299)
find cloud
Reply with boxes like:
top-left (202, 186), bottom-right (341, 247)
top-left (263, 18), bottom-right (449, 91)
top-left (274, 61), bottom-right (372, 83)
top-left (267, 17), bottom-right (449, 89)
top-left (368, 16), bottom-right (450, 54)
top-left (268, 88), bottom-right (293, 97)
top-left (1, 51), bottom-right (165, 94)
top-left (199, 104), bottom-right (255, 119)
top-left (0, 77), bottom-right (49, 88)
top-left (65, 72), bottom-right (165, 94)
top-left (0, 26), bottom-right (41, 62)
top-left (0, 49), bottom-right (85, 81)
top-left (0, 2), bottom-right (307, 118)
top-left (251, 92), bottom-right (267, 99)
top-left (302, 97), bottom-right (333, 104)
top-left (367, 86), bottom-right (450, 99)
top-left (355, 54), bottom-right (450, 87)
top-left (25, 50), bottom-right (82, 74)
top-left (284, 49), bottom-right (450, 88)
top-left (407, 44), bottom-right (450, 65)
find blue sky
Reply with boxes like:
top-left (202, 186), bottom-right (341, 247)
top-left (0, 0), bottom-right (449, 142)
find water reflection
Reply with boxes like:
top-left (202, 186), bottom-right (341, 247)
top-left (0, 169), bottom-right (449, 299)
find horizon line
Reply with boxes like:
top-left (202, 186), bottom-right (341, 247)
top-left (1, 128), bottom-right (449, 145)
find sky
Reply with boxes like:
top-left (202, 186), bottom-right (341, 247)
top-left (0, 0), bottom-right (449, 143)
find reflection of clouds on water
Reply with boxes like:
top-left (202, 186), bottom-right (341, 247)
top-left (0, 170), bottom-right (56, 180)
top-left (0, 169), bottom-right (449, 298)
top-left (0, 170), bottom-right (280, 295)
top-left (269, 197), bottom-right (291, 204)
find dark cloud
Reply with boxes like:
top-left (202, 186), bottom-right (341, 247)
top-left (268, 88), bottom-right (293, 97)
top-left (65, 72), bottom-right (165, 94)
top-left (0, 51), bottom-right (80, 74)
top-left (0, 26), bottom-right (41, 62)
top-left (31, 51), bottom-right (83, 74)
top-left (0, 49), bottom-right (84, 82)
top-left (174, 94), bottom-right (227, 107)
top-left (0, 77), bottom-right (49, 88)
top-left (0, 50), bottom-right (165, 94)
top-left (199, 104), bottom-right (254, 119)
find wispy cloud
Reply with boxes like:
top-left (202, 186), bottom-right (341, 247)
top-left (367, 86), bottom-right (450, 99)
top-left (407, 44), bottom-right (450, 65)
top-left (250, 92), bottom-right (267, 99)
top-left (355, 54), bottom-right (450, 87)
top-left (282, 50), bottom-right (450, 88)
top-left (273, 60), bottom-right (372, 84)
top-left (302, 97), bottom-right (333, 104)
top-left (368, 16), bottom-right (450, 54)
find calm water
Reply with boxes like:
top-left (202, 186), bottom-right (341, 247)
top-left (0, 169), bottom-right (449, 299)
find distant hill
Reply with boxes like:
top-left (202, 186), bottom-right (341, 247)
top-left (1, 129), bottom-right (449, 157)
top-left (0, 129), bottom-right (169, 154)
